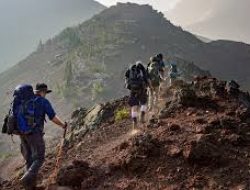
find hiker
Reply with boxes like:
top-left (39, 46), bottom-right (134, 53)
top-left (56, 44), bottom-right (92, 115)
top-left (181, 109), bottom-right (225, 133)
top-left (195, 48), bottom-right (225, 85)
top-left (6, 83), bottom-right (67, 190)
top-left (156, 53), bottom-right (166, 80)
top-left (169, 62), bottom-right (179, 86)
top-left (125, 61), bottom-right (151, 128)
top-left (147, 56), bottom-right (162, 111)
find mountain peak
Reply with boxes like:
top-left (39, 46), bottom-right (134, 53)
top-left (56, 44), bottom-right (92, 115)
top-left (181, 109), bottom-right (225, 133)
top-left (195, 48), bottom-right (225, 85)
top-left (92, 2), bottom-right (166, 25)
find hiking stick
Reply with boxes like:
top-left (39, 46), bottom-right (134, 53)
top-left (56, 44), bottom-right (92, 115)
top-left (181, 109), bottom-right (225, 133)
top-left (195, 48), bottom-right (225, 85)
top-left (46, 123), bottom-right (68, 189)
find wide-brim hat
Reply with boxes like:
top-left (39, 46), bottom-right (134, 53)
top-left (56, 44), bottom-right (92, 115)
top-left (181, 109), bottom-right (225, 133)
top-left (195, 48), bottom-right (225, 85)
top-left (34, 83), bottom-right (52, 94)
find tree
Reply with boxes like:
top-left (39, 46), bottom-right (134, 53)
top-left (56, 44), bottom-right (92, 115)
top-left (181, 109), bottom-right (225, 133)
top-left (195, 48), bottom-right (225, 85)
top-left (64, 61), bottom-right (73, 87)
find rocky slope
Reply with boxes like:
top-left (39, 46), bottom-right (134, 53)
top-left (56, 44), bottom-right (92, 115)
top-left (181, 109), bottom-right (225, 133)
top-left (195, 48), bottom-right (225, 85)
top-left (1, 77), bottom-right (250, 189)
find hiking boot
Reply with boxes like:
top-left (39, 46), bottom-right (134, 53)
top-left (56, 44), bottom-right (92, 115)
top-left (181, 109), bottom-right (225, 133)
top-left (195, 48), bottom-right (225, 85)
top-left (20, 180), bottom-right (35, 190)
top-left (140, 111), bottom-right (146, 124)
top-left (132, 117), bottom-right (138, 129)
top-left (20, 172), bottom-right (36, 190)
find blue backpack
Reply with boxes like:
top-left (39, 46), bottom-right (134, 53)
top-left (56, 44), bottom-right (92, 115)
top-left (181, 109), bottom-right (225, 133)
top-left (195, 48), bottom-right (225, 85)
top-left (5, 84), bottom-right (37, 135)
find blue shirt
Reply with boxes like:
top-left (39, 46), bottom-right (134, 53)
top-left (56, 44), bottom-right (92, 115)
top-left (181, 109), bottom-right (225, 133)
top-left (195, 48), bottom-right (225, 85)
top-left (34, 96), bottom-right (56, 133)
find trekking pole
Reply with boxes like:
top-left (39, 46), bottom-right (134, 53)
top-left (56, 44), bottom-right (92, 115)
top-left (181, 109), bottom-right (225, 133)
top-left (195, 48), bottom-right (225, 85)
top-left (46, 122), bottom-right (68, 189)
top-left (63, 122), bottom-right (67, 139)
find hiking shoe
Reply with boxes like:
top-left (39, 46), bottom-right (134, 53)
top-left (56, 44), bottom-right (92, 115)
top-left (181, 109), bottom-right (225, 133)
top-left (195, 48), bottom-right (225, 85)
top-left (20, 173), bottom-right (36, 190)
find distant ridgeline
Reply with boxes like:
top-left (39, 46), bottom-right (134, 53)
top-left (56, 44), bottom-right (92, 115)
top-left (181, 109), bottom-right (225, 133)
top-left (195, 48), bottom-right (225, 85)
top-left (0, 0), bottom-right (106, 73)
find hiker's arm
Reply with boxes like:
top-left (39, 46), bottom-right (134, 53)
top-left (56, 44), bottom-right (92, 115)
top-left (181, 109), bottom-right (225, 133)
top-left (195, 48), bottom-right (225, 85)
top-left (51, 116), bottom-right (67, 129)
top-left (44, 99), bottom-right (66, 129)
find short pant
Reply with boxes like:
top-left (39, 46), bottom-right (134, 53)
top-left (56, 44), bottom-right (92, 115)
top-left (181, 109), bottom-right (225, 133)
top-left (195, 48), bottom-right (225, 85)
top-left (128, 88), bottom-right (148, 107)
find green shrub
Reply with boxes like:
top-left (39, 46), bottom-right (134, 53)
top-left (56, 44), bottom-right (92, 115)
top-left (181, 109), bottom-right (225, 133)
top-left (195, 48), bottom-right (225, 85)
top-left (115, 107), bottom-right (130, 122)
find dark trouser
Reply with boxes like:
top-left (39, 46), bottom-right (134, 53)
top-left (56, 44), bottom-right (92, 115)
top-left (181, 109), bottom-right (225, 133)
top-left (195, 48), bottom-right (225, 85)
top-left (20, 133), bottom-right (45, 189)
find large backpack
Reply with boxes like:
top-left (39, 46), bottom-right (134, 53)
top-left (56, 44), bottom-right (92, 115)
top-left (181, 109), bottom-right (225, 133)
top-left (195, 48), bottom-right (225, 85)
top-left (126, 65), bottom-right (145, 91)
top-left (2, 84), bottom-right (37, 135)
top-left (147, 61), bottom-right (160, 87)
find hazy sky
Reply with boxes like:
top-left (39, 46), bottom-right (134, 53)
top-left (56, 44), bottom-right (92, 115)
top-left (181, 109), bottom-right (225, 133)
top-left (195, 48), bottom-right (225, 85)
top-left (96, 0), bottom-right (180, 11)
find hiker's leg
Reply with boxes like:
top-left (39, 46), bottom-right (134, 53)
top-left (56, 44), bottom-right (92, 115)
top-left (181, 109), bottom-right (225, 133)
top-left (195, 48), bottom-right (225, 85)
top-left (131, 106), bottom-right (138, 129)
top-left (170, 78), bottom-right (173, 86)
top-left (152, 86), bottom-right (160, 112)
top-left (150, 87), bottom-right (157, 110)
top-left (140, 105), bottom-right (147, 123)
top-left (21, 133), bottom-right (45, 188)
top-left (160, 70), bottom-right (165, 80)
top-left (29, 133), bottom-right (45, 174)
top-left (20, 136), bottom-right (32, 170)
top-left (153, 88), bottom-right (157, 107)
top-left (129, 91), bottom-right (139, 129)
top-left (148, 88), bottom-right (154, 111)
top-left (155, 86), bottom-right (160, 106)
top-left (139, 89), bottom-right (148, 123)
top-left (159, 70), bottom-right (164, 93)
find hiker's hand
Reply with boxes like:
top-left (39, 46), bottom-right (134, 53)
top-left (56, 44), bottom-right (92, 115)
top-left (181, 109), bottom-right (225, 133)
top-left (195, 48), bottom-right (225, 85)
top-left (62, 122), bottom-right (68, 129)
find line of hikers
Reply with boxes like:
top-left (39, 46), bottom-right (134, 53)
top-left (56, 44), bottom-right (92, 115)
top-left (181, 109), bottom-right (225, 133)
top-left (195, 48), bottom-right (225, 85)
top-left (1, 53), bottom-right (179, 190)
top-left (125, 53), bottom-right (179, 128)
